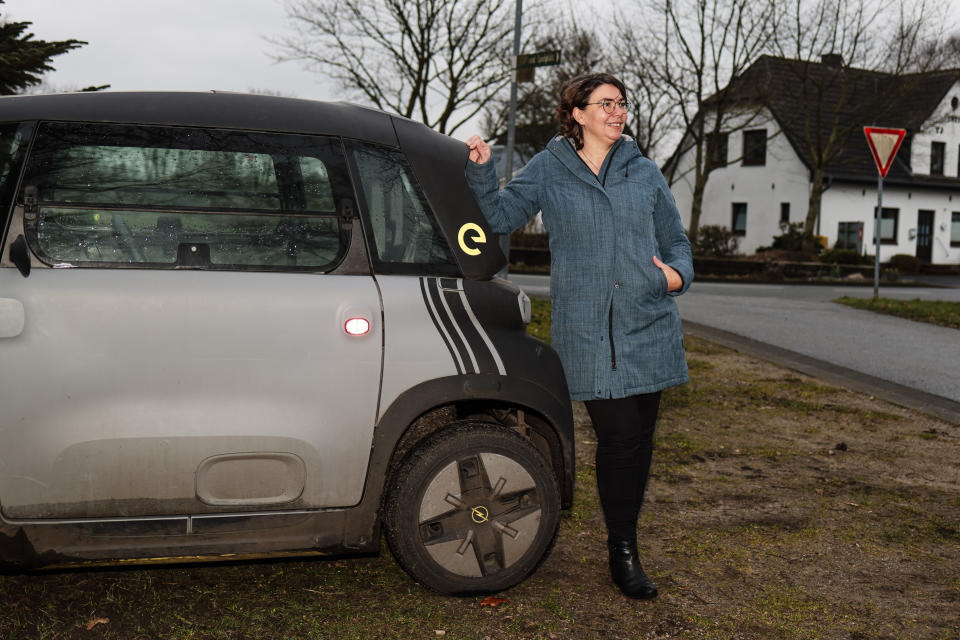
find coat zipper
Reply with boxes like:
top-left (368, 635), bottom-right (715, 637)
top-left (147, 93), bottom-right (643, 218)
top-left (605, 149), bottom-right (617, 372)
top-left (608, 302), bottom-right (617, 371)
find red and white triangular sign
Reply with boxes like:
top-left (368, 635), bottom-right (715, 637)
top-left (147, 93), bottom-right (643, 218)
top-left (863, 127), bottom-right (906, 178)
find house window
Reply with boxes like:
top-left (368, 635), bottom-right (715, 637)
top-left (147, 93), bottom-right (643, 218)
top-left (731, 203), bottom-right (747, 236)
top-left (952, 212), bottom-right (960, 247)
top-left (931, 141), bottom-right (945, 176)
top-left (709, 132), bottom-right (728, 169)
top-left (837, 221), bottom-right (862, 250)
top-left (742, 130), bottom-right (766, 166)
top-left (874, 207), bottom-right (899, 244)
top-left (780, 202), bottom-right (790, 224)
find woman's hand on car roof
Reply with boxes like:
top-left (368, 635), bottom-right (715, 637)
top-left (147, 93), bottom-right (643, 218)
top-left (466, 135), bottom-right (491, 165)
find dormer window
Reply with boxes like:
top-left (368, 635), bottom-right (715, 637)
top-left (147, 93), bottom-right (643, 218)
top-left (931, 141), bottom-right (945, 176)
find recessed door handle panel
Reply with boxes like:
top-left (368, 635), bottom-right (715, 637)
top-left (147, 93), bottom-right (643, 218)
top-left (0, 298), bottom-right (25, 338)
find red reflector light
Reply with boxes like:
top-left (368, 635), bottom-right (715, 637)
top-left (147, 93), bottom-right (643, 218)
top-left (344, 317), bottom-right (370, 336)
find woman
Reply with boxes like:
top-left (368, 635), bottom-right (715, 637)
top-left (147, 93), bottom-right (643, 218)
top-left (464, 72), bottom-right (693, 599)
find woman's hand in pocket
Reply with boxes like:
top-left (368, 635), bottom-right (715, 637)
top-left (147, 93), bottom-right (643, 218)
top-left (653, 256), bottom-right (682, 292)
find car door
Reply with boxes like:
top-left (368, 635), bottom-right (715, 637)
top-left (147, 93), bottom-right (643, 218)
top-left (346, 141), bottom-right (471, 411)
top-left (0, 122), bottom-right (382, 521)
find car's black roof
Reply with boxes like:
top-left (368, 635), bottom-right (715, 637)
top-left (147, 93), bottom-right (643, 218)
top-left (0, 91), bottom-right (399, 147)
top-left (0, 91), bottom-right (506, 279)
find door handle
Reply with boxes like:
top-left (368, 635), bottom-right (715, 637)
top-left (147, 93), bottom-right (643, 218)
top-left (0, 298), bottom-right (25, 338)
top-left (337, 303), bottom-right (376, 339)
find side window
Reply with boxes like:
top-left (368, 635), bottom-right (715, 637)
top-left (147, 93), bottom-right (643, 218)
top-left (837, 221), bottom-right (862, 250)
top-left (350, 143), bottom-right (455, 272)
top-left (930, 141), bottom-right (945, 176)
top-left (876, 207), bottom-right (899, 245)
top-left (731, 202), bottom-right (747, 236)
top-left (742, 129), bottom-right (766, 166)
top-left (708, 131), bottom-right (728, 169)
top-left (779, 202), bottom-right (790, 224)
top-left (22, 123), bottom-right (353, 271)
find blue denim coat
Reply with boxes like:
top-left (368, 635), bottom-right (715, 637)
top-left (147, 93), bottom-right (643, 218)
top-left (466, 135), bottom-right (694, 401)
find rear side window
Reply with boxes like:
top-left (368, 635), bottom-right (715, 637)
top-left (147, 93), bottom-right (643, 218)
top-left (22, 123), bottom-right (352, 271)
top-left (350, 143), bottom-right (455, 274)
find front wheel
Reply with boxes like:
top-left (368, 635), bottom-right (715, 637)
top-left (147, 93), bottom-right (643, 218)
top-left (383, 422), bottom-right (560, 595)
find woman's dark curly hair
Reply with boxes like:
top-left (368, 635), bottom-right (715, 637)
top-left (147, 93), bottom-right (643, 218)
top-left (555, 72), bottom-right (627, 150)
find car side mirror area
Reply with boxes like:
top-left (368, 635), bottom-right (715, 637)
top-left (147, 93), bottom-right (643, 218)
top-left (9, 235), bottom-right (30, 278)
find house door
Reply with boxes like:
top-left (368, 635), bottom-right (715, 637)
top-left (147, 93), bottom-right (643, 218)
top-left (916, 210), bottom-right (934, 263)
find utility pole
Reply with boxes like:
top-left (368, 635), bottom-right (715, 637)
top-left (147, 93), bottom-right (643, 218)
top-left (496, 0), bottom-right (522, 279)
top-left (505, 0), bottom-right (522, 185)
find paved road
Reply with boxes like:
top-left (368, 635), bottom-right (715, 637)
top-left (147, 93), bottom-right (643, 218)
top-left (508, 273), bottom-right (960, 423)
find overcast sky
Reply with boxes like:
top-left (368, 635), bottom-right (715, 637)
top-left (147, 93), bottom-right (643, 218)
top-left (6, 0), bottom-right (960, 142)
top-left (5, 0), bottom-right (329, 96)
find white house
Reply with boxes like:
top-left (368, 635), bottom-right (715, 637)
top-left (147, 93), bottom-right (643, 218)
top-left (666, 55), bottom-right (960, 266)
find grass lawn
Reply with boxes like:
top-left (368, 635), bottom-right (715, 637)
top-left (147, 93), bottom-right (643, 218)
top-left (834, 296), bottom-right (960, 329)
top-left (1, 299), bottom-right (957, 639)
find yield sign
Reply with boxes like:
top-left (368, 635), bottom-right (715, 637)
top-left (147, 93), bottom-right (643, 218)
top-left (863, 127), bottom-right (906, 178)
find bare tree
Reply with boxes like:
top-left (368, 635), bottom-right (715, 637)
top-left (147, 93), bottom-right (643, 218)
top-left (480, 19), bottom-right (605, 159)
top-left (478, 13), bottom-right (679, 163)
top-left (622, 0), bottom-right (778, 237)
top-left (611, 41), bottom-right (683, 162)
top-left (911, 32), bottom-right (960, 72)
top-left (769, 0), bottom-right (954, 235)
top-left (271, 0), bottom-right (530, 135)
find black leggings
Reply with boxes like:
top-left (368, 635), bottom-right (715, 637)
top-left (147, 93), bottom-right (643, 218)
top-left (584, 392), bottom-right (661, 544)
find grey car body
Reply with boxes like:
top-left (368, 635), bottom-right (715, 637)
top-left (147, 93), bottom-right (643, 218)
top-left (0, 92), bottom-right (573, 593)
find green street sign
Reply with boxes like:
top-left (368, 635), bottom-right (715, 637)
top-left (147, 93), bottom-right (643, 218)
top-left (516, 50), bottom-right (561, 68)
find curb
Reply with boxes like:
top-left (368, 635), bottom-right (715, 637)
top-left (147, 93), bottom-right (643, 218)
top-left (683, 320), bottom-right (960, 426)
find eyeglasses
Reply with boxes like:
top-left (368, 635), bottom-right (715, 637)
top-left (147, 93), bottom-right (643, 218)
top-left (583, 99), bottom-right (629, 114)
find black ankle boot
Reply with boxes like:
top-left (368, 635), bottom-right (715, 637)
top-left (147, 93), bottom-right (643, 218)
top-left (607, 539), bottom-right (658, 599)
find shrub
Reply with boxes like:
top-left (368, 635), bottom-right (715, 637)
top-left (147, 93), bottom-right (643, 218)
top-left (769, 222), bottom-right (823, 257)
top-left (763, 261), bottom-right (785, 281)
top-left (691, 225), bottom-right (739, 257)
top-left (887, 253), bottom-right (920, 274)
top-left (820, 248), bottom-right (870, 265)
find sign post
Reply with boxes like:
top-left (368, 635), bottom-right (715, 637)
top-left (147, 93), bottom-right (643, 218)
top-left (502, 42), bottom-right (560, 277)
top-left (500, 0), bottom-right (523, 279)
top-left (863, 127), bottom-right (906, 298)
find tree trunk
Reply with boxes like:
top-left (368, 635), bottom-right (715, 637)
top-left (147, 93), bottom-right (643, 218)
top-left (688, 171), bottom-right (707, 238)
top-left (805, 166), bottom-right (824, 235)
top-left (686, 121), bottom-right (709, 238)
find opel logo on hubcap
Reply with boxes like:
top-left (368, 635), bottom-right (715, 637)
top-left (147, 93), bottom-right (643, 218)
top-left (470, 505), bottom-right (489, 524)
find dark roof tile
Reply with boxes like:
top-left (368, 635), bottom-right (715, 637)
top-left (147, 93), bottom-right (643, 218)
top-left (717, 55), bottom-right (960, 185)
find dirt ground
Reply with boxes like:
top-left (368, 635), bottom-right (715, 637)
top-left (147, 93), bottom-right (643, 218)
top-left (0, 335), bottom-right (957, 639)
top-left (532, 337), bottom-right (960, 639)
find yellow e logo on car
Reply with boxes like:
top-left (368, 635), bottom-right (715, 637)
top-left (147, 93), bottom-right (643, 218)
top-left (457, 222), bottom-right (486, 256)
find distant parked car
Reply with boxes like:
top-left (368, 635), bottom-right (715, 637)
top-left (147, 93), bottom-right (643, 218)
top-left (0, 91), bottom-right (573, 595)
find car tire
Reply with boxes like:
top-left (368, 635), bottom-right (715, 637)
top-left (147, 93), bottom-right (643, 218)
top-left (384, 421), bottom-right (560, 595)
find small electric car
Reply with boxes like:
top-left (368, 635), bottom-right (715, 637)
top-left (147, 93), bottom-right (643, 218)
top-left (0, 91), bottom-right (573, 595)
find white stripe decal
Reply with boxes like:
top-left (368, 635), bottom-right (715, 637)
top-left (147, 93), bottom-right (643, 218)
top-left (456, 279), bottom-right (507, 376)
top-left (439, 281), bottom-right (479, 374)
top-left (424, 278), bottom-right (466, 374)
